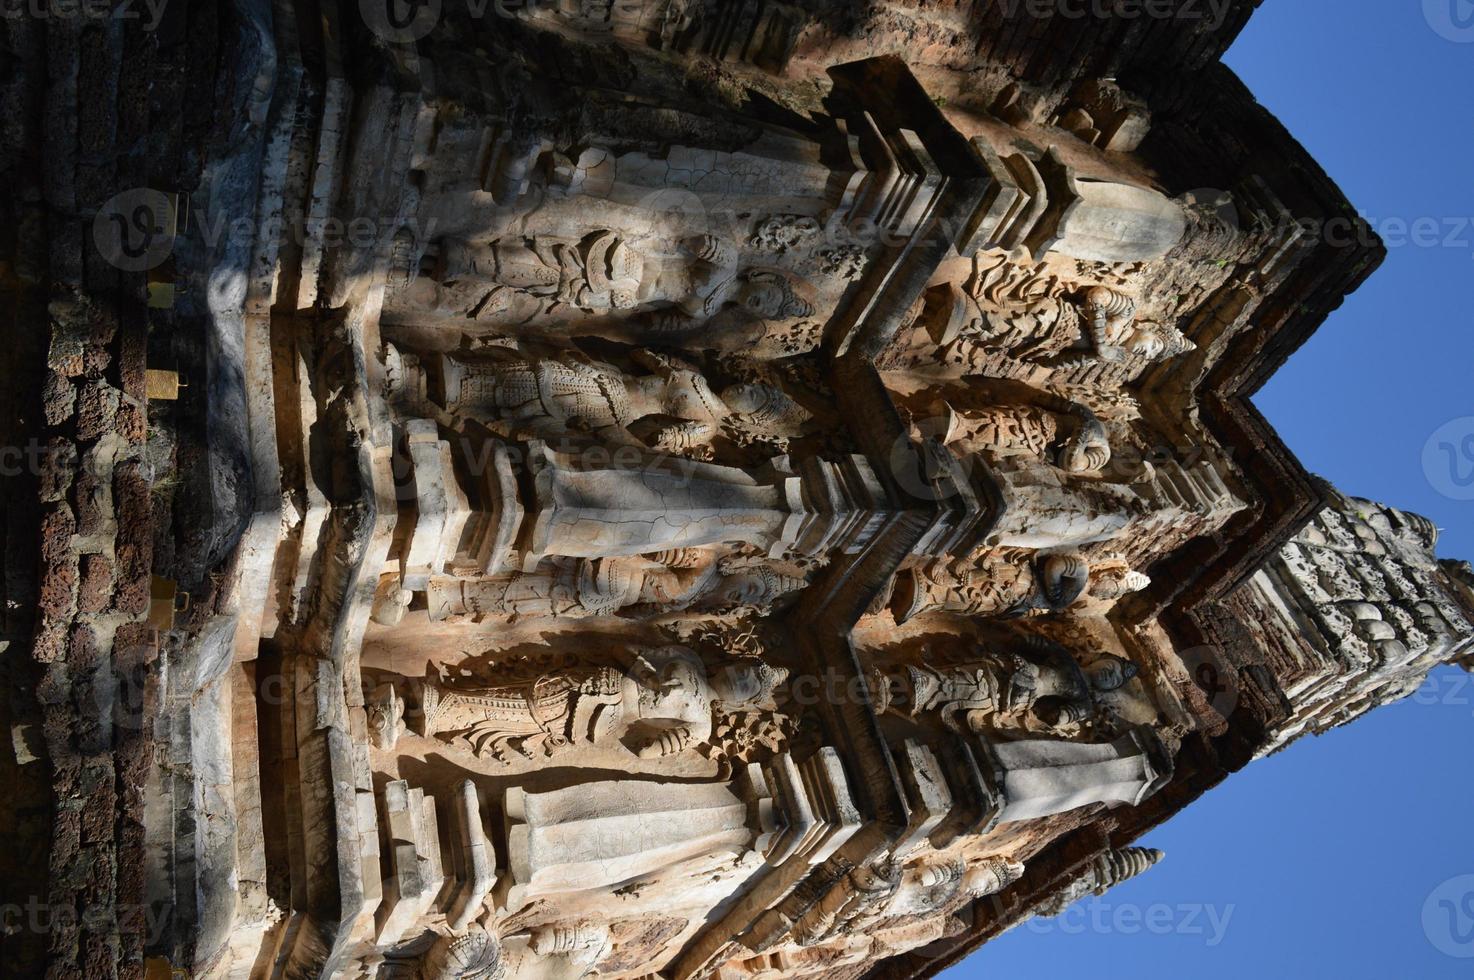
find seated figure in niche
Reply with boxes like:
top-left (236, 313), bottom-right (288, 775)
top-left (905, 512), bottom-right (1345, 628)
top-left (867, 636), bottom-right (1138, 739)
top-left (417, 645), bottom-right (787, 763)
top-left (419, 231), bottom-right (813, 335)
top-left (427, 553), bottom-right (809, 623)
top-left (890, 552), bottom-right (1149, 624)
top-left (435, 347), bottom-right (812, 456)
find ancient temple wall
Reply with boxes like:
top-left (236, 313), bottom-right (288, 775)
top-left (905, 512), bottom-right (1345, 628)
top-left (0, 3), bottom-right (1442, 980)
top-left (155, 19), bottom-right (1277, 977)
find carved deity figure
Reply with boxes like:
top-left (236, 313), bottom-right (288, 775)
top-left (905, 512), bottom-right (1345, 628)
top-left (438, 348), bottom-right (810, 455)
top-left (427, 555), bottom-right (807, 622)
top-left (366, 683), bottom-right (407, 751)
top-left (418, 646), bottom-right (787, 764)
top-left (868, 638), bottom-right (1137, 738)
top-left (879, 857), bottom-right (1025, 921)
top-left (936, 401), bottom-right (1110, 473)
top-left (788, 856), bottom-right (1024, 947)
top-left (891, 552), bottom-right (1149, 624)
top-left (955, 252), bottom-right (1195, 365)
top-left (422, 232), bottom-right (812, 334)
top-left (971, 286), bottom-right (1192, 364)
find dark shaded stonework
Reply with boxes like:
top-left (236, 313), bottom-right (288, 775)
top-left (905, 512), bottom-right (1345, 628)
top-left (0, 3), bottom-right (1466, 979)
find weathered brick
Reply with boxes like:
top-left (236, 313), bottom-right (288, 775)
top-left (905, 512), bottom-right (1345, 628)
top-left (37, 437), bottom-right (78, 503)
top-left (112, 462), bottom-right (152, 615)
top-left (71, 467), bottom-right (109, 540)
top-left (43, 373), bottom-right (76, 427)
top-left (76, 555), bottom-right (113, 614)
top-left (38, 507), bottom-right (78, 621)
top-left (114, 398), bottom-right (146, 445)
top-left (74, 380), bottom-right (119, 443)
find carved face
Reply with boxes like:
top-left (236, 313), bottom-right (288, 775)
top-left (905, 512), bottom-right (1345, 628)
top-left (712, 570), bottom-right (775, 608)
top-left (1084, 652), bottom-right (1138, 692)
top-left (720, 383), bottom-right (808, 434)
top-left (1125, 322), bottom-right (1195, 361)
top-left (735, 271), bottom-right (812, 320)
top-left (659, 372), bottom-right (721, 421)
top-left (720, 383), bottom-right (775, 416)
top-left (886, 862), bottom-right (966, 916)
top-left (1089, 567), bottom-right (1151, 600)
top-left (634, 655), bottom-right (709, 720)
top-left (712, 663), bottom-right (771, 706)
top-left (961, 859), bottom-right (1025, 900)
top-left (737, 277), bottom-right (789, 317)
top-left (1125, 325), bottom-right (1167, 360)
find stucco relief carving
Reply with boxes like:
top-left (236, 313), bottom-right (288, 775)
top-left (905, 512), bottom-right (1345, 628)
top-left (424, 347), bottom-right (813, 458)
top-left (404, 232), bottom-right (814, 339)
top-left (367, 682), bottom-right (408, 751)
top-left (952, 252), bottom-right (1195, 366)
top-left (427, 554), bottom-right (810, 623)
top-left (781, 854), bottom-right (1023, 949)
top-left (890, 552), bottom-right (1150, 623)
top-left (418, 646), bottom-right (789, 764)
top-left (868, 637), bottom-right (1138, 739)
top-left (927, 398), bottom-right (1111, 474)
top-left (882, 248), bottom-right (1198, 389)
top-left (92, 20), bottom-right (1439, 980)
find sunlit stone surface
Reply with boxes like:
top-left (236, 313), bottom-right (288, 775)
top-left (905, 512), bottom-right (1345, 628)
top-left (0, 3), bottom-right (1468, 979)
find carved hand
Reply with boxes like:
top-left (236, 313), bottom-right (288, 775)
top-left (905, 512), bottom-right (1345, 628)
top-left (653, 420), bottom-right (717, 453)
top-left (685, 234), bottom-right (737, 268)
top-left (636, 726), bottom-right (695, 758)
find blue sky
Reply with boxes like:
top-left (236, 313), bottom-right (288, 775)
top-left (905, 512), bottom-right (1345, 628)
top-left (953, 3), bottom-right (1474, 977)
